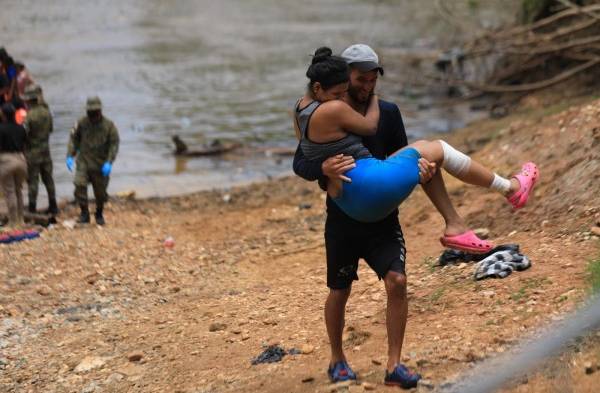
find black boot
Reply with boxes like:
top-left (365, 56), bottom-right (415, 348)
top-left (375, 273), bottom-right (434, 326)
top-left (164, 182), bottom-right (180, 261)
top-left (28, 202), bottom-right (36, 214)
top-left (47, 198), bottom-right (59, 216)
top-left (77, 206), bottom-right (90, 224)
top-left (95, 206), bottom-right (105, 226)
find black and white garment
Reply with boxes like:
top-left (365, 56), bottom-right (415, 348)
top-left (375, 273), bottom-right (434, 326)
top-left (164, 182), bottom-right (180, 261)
top-left (473, 249), bottom-right (531, 280)
top-left (438, 244), bottom-right (520, 266)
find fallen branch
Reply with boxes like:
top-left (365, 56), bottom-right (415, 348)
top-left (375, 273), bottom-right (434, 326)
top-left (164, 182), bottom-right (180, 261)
top-left (453, 57), bottom-right (600, 92)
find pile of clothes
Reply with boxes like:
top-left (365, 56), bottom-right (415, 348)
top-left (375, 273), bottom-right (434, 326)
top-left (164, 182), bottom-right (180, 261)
top-left (438, 244), bottom-right (531, 280)
top-left (0, 229), bottom-right (39, 244)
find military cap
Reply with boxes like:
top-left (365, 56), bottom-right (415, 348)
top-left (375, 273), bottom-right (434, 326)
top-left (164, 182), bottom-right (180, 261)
top-left (86, 96), bottom-right (102, 111)
top-left (23, 84), bottom-right (40, 100)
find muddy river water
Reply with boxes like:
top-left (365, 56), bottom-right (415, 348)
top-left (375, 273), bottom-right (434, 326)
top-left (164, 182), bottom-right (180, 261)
top-left (0, 0), bottom-right (518, 199)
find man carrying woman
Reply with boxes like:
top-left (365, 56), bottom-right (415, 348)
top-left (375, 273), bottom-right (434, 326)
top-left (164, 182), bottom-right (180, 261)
top-left (293, 45), bottom-right (538, 388)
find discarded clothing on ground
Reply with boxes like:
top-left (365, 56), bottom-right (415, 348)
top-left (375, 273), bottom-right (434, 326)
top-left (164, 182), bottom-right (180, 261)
top-left (438, 243), bottom-right (520, 266)
top-left (473, 249), bottom-right (531, 280)
top-left (0, 229), bottom-right (40, 244)
top-left (437, 243), bottom-right (531, 280)
top-left (251, 345), bottom-right (300, 365)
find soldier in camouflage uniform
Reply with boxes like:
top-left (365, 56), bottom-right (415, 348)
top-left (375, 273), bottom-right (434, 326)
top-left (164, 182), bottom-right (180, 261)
top-left (66, 96), bottom-right (119, 225)
top-left (23, 84), bottom-right (58, 215)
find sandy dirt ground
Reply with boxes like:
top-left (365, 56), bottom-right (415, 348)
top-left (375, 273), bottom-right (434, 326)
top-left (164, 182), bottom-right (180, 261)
top-left (1, 96), bottom-right (600, 392)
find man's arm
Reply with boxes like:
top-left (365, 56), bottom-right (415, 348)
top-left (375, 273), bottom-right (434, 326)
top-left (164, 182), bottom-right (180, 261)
top-left (48, 111), bottom-right (53, 134)
top-left (67, 122), bottom-right (80, 157)
top-left (107, 123), bottom-right (120, 163)
top-left (293, 144), bottom-right (356, 191)
top-left (292, 143), bottom-right (323, 182)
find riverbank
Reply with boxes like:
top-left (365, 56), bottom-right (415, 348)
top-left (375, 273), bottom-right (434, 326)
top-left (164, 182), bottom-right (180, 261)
top-left (1, 93), bottom-right (600, 392)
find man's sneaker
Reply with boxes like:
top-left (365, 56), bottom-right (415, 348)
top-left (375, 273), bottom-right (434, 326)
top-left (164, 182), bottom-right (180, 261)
top-left (384, 364), bottom-right (421, 389)
top-left (95, 211), bottom-right (105, 226)
top-left (77, 210), bottom-right (90, 224)
top-left (327, 361), bottom-right (357, 382)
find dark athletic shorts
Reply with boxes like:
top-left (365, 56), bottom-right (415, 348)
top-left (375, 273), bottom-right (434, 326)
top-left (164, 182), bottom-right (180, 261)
top-left (325, 219), bottom-right (406, 289)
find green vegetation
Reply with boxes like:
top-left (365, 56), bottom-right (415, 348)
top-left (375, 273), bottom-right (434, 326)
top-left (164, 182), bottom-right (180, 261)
top-left (422, 256), bottom-right (438, 272)
top-left (586, 254), bottom-right (600, 293)
top-left (519, 0), bottom-right (553, 24)
top-left (430, 287), bottom-right (446, 303)
top-left (511, 287), bottom-right (527, 302)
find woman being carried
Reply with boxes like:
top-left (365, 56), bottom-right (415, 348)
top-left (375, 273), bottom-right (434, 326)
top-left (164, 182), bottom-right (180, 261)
top-left (293, 48), bottom-right (539, 253)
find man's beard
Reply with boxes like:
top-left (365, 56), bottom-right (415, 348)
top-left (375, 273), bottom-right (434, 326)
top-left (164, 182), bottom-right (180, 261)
top-left (348, 85), bottom-right (372, 105)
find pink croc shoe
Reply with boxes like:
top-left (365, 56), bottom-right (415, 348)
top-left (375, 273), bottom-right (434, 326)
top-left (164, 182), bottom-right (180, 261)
top-left (507, 162), bottom-right (539, 210)
top-left (440, 230), bottom-right (494, 254)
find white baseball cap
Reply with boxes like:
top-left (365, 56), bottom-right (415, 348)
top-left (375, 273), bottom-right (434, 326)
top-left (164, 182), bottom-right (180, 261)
top-left (341, 44), bottom-right (384, 75)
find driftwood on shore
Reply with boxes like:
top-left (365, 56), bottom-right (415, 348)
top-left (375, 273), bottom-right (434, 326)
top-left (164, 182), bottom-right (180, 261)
top-left (171, 135), bottom-right (241, 157)
top-left (434, 0), bottom-right (600, 94)
top-left (0, 211), bottom-right (54, 227)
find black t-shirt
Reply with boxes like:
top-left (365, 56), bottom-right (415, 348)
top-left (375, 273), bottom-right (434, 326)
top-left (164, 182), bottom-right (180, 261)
top-left (292, 99), bottom-right (409, 230)
top-left (0, 122), bottom-right (26, 152)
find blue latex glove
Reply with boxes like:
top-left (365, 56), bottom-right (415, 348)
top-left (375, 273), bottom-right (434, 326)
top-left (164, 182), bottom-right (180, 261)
top-left (66, 156), bottom-right (74, 172)
top-left (101, 162), bottom-right (112, 177)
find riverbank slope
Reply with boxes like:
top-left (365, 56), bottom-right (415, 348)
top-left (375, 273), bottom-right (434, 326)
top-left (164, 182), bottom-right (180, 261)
top-left (1, 93), bottom-right (599, 392)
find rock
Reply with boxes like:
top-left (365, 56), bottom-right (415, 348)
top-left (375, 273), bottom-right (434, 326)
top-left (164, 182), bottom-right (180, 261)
top-left (209, 322), bottom-right (227, 332)
top-left (584, 361), bottom-right (595, 374)
top-left (301, 344), bottom-right (314, 354)
top-left (116, 190), bottom-right (136, 200)
top-left (371, 358), bottom-right (382, 366)
top-left (302, 376), bottom-right (315, 383)
top-left (482, 290), bottom-right (495, 298)
top-left (74, 356), bottom-right (107, 373)
top-left (105, 372), bottom-right (124, 384)
top-left (465, 351), bottom-right (484, 362)
top-left (348, 385), bottom-right (363, 393)
top-left (416, 358), bottom-right (429, 367)
top-left (474, 228), bottom-right (490, 239)
top-left (117, 363), bottom-right (145, 380)
top-left (62, 219), bottom-right (76, 229)
top-left (36, 285), bottom-right (51, 296)
top-left (591, 226), bottom-right (600, 237)
top-left (418, 379), bottom-right (435, 390)
top-left (327, 380), bottom-right (355, 391)
top-left (241, 333), bottom-right (250, 341)
top-left (298, 203), bottom-right (312, 210)
top-left (81, 381), bottom-right (100, 393)
top-left (85, 272), bottom-right (100, 285)
top-left (127, 352), bottom-right (143, 362)
top-left (362, 382), bottom-right (377, 390)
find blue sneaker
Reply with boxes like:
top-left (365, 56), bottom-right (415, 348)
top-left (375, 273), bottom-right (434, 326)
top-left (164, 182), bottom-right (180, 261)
top-left (327, 361), bottom-right (357, 382)
top-left (384, 364), bottom-right (421, 389)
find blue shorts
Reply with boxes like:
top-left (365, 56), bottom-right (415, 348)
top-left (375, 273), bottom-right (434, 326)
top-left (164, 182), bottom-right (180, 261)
top-left (333, 148), bottom-right (421, 223)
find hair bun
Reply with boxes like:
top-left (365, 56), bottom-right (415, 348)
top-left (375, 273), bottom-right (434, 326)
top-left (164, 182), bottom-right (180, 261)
top-left (311, 47), bottom-right (333, 65)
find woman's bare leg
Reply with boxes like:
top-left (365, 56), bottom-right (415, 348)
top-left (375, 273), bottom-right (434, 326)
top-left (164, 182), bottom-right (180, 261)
top-left (421, 170), bottom-right (469, 236)
top-left (398, 140), bottom-right (519, 194)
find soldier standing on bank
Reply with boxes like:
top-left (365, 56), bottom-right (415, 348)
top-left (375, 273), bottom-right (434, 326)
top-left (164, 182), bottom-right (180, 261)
top-left (66, 96), bottom-right (119, 225)
top-left (23, 84), bottom-right (58, 215)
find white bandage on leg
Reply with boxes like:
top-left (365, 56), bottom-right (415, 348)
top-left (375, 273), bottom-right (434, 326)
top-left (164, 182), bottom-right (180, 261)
top-left (490, 173), bottom-right (511, 194)
top-left (439, 140), bottom-right (471, 177)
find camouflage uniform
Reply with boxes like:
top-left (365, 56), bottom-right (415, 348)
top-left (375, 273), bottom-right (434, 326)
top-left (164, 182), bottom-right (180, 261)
top-left (67, 97), bottom-right (119, 215)
top-left (23, 84), bottom-right (56, 213)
